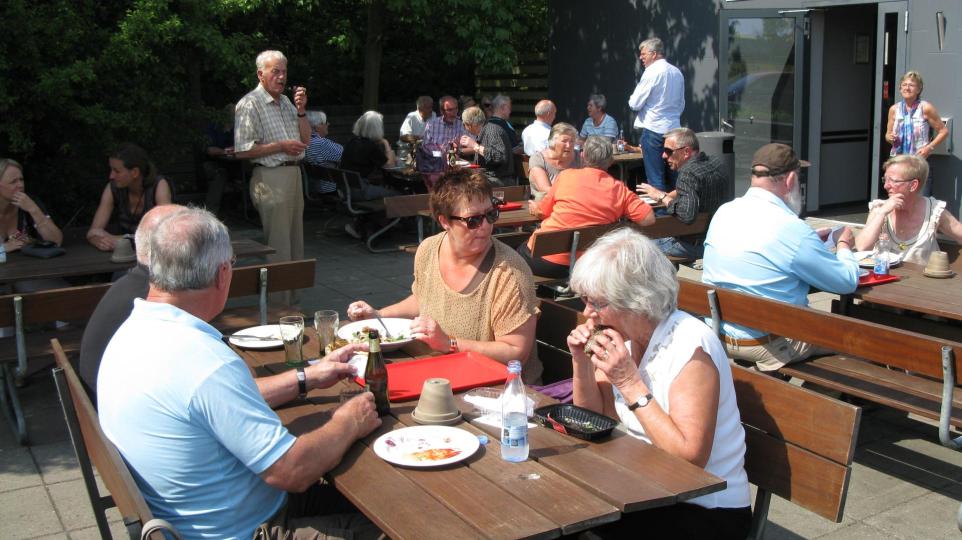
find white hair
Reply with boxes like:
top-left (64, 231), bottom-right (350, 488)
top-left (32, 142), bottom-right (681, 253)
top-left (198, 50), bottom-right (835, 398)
top-left (352, 111), bottom-right (384, 141)
top-left (582, 135), bottom-right (614, 169)
top-left (306, 110), bottom-right (327, 128)
top-left (570, 227), bottom-right (678, 323)
top-left (149, 208), bottom-right (233, 292)
top-left (256, 50), bottom-right (287, 71)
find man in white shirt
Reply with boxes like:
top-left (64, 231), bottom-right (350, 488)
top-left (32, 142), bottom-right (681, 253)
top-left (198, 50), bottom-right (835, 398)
top-left (522, 99), bottom-right (556, 156)
top-left (628, 37), bottom-right (685, 199)
top-left (399, 95), bottom-right (435, 138)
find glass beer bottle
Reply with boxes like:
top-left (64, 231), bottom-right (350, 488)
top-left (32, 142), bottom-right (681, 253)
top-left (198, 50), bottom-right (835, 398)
top-left (365, 329), bottom-right (390, 416)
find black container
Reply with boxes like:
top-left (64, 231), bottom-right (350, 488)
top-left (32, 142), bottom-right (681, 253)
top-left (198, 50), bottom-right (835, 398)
top-left (533, 404), bottom-right (617, 441)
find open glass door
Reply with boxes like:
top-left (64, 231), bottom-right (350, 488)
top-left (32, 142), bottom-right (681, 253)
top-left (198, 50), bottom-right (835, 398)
top-left (721, 10), bottom-right (809, 198)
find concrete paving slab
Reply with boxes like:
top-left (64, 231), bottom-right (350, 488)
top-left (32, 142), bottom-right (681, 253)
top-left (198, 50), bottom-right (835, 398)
top-left (68, 521), bottom-right (130, 540)
top-left (0, 446), bottom-right (42, 493)
top-left (0, 485), bottom-right (62, 538)
top-left (32, 442), bottom-right (82, 486)
top-left (863, 482), bottom-right (962, 539)
top-left (48, 478), bottom-right (103, 531)
top-left (817, 521), bottom-right (906, 539)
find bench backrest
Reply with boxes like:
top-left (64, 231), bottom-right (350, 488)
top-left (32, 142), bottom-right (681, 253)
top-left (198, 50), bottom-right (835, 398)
top-left (384, 185), bottom-right (529, 219)
top-left (51, 338), bottom-right (174, 539)
top-left (0, 283), bottom-right (112, 327)
top-left (228, 259), bottom-right (316, 298)
top-left (677, 277), bottom-right (962, 384)
top-left (535, 298), bottom-right (585, 383)
top-left (733, 364), bottom-right (860, 529)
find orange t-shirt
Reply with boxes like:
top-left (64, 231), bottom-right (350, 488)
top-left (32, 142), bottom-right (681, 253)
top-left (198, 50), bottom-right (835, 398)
top-left (527, 167), bottom-right (653, 265)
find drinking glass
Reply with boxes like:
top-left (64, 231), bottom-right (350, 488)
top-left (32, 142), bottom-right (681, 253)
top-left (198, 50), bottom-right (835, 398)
top-left (279, 315), bottom-right (305, 367)
top-left (314, 310), bottom-right (339, 355)
top-left (493, 190), bottom-right (505, 203)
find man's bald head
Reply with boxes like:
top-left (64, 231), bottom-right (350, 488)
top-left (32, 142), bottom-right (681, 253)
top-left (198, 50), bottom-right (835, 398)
top-left (135, 204), bottom-right (187, 265)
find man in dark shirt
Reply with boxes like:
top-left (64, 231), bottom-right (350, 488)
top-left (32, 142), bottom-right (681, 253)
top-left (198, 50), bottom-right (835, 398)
top-left (638, 127), bottom-right (727, 259)
top-left (486, 95), bottom-right (519, 150)
top-left (78, 204), bottom-right (185, 402)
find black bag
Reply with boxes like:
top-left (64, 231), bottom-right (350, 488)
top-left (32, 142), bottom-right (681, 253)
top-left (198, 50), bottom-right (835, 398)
top-left (21, 240), bottom-right (66, 259)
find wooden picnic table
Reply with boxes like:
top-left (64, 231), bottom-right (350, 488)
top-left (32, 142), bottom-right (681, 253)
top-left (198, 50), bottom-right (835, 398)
top-left (0, 233), bottom-right (274, 285)
top-left (232, 334), bottom-right (726, 539)
top-left (611, 151), bottom-right (644, 182)
top-left (839, 261), bottom-right (962, 322)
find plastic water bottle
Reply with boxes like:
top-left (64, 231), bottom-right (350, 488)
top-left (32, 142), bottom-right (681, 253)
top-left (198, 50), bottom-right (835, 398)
top-left (500, 360), bottom-right (529, 462)
top-left (874, 232), bottom-right (891, 276)
top-left (616, 129), bottom-right (625, 153)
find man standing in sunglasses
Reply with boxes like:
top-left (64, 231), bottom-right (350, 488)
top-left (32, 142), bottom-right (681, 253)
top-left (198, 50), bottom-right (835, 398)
top-left (637, 128), bottom-right (727, 260)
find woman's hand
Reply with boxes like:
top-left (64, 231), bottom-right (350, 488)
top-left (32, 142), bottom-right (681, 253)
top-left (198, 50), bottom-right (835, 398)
top-left (916, 144), bottom-right (934, 159)
top-left (584, 327), bottom-right (641, 390)
top-left (410, 314), bottom-right (450, 352)
top-left (347, 301), bottom-right (378, 321)
top-left (9, 192), bottom-right (40, 215)
top-left (885, 131), bottom-right (897, 144)
top-left (879, 193), bottom-right (906, 214)
top-left (3, 235), bottom-right (28, 254)
top-left (87, 231), bottom-right (119, 251)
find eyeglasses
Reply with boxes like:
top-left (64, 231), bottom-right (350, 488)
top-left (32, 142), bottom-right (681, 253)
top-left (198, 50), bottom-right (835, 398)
top-left (580, 296), bottom-right (609, 311)
top-left (663, 146), bottom-right (688, 157)
top-left (882, 175), bottom-right (916, 185)
top-left (448, 207), bottom-right (499, 229)
top-left (482, 102), bottom-right (493, 108)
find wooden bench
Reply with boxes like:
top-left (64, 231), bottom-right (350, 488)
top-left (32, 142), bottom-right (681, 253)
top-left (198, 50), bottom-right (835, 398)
top-left (52, 339), bottom-right (179, 539)
top-left (212, 259), bottom-right (317, 334)
top-left (732, 364), bottom-right (861, 537)
top-left (535, 297), bottom-right (584, 384)
top-left (677, 277), bottom-right (962, 450)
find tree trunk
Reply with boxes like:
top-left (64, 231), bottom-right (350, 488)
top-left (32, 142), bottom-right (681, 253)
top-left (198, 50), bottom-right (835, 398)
top-left (361, 0), bottom-right (385, 111)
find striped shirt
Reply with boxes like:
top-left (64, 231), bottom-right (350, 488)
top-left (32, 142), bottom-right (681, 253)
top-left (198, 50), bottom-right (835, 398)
top-left (422, 116), bottom-right (466, 152)
top-left (234, 84), bottom-right (304, 167)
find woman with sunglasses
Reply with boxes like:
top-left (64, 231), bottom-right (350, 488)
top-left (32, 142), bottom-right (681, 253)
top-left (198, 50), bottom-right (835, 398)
top-left (519, 136), bottom-right (655, 278)
top-left (567, 227), bottom-right (751, 538)
top-left (854, 154), bottom-right (962, 264)
top-left (347, 168), bottom-right (542, 383)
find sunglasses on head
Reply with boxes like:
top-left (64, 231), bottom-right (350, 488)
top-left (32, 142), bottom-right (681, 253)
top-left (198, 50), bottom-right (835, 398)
top-left (448, 207), bottom-right (500, 229)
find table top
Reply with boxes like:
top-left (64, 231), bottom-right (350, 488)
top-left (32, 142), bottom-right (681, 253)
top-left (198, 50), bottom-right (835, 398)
top-left (612, 151), bottom-right (644, 163)
top-left (852, 262), bottom-right (962, 322)
top-left (233, 335), bottom-right (725, 539)
top-left (0, 235), bottom-right (274, 284)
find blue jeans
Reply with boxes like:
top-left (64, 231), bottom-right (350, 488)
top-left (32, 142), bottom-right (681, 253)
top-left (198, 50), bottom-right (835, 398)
top-left (639, 128), bottom-right (673, 216)
top-left (656, 236), bottom-right (704, 259)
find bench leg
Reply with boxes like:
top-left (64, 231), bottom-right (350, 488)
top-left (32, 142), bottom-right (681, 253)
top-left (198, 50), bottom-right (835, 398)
top-left (940, 346), bottom-right (962, 450)
top-left (747, 488), bottom-right (771, 540)
top-left (0, 363), bottom-right (28, 444)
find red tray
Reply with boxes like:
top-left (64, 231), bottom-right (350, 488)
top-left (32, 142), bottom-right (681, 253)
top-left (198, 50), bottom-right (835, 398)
top-left (859, 272), bottom-right (900, 286)
top-left (355, 352), bottom-right (508, 402)
top-left (498, 201), bottom-right (523, 211)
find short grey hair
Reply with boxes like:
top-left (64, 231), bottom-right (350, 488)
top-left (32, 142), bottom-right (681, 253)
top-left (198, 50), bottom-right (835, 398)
top-left (665, 127), bottom-right (699, 151)
top-left (134, 204), bottom-right (186, 265)
top-left (492, 94), bottom-right (512, 112)
top-left (588, 94), bottom-right (607, 111)
top-left (306, 110), bottom-right (327, 128)
top-left (640, 37), bottom-right (664, 56)
top-left (570, 227), bottom-right (678, 323)
top-left (416, 95), bottom-right (433, 109)
top-left (548, 122), bottom-right (578, 147)
top-left (256, 50), bottom-right (287, 71)
top-left (461, 106), bottom-right (486, 127)
top-left (582, 135), bottom-right (614, 169)
top-left (149, 208), bottom-right (233, 292)
top-left (353, 110), bottom-right (384, 141)
top-left (534, 100), bottom-right (556, 118)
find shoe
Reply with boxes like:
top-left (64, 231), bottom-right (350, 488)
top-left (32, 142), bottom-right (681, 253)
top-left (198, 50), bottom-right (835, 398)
top-left (344, 223), bottom-right (362, 240)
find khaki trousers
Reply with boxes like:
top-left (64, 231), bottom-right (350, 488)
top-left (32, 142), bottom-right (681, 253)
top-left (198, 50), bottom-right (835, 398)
top-left (251, 165), bottom-right (305, 305)
top-left (253, 484), bottom-right (383, 540)
top-left (724, 335), bottom-right (831, 372)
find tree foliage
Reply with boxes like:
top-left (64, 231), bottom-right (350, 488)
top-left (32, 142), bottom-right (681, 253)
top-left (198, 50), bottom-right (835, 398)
top-left (0, 0), bottom-right (546, 222)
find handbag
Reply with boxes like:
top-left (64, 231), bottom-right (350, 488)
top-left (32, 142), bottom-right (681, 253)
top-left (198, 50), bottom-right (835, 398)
top-left (21, 241), bottom-right (66, 259)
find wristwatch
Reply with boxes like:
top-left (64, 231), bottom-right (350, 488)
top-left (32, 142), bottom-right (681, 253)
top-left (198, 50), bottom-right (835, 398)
top-left (295, 368), bottom-right (307, 398)
top-left (627, 392), bottom-right (654, 411)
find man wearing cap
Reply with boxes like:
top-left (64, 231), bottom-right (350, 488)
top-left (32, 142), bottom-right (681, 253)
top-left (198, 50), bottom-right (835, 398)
top-left (234, 50), bottom-right (310, 269)
top-left (701, 143), bottom-right (859, 372)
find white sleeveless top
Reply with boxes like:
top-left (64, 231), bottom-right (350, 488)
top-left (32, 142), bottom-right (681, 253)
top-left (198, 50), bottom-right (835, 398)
top-left (612, 310), bottom-right (751, 509)
top-left (867, 196), bottom-right (945, 265)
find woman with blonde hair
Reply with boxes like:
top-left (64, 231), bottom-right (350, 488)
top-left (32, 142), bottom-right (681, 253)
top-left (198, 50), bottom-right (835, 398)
top-left (885, 70), bottom-right (948, 196)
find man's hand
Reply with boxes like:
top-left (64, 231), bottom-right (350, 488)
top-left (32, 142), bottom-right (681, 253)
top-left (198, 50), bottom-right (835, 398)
top-left (278, 139), bottom-right (307, 156)
top-left (293, 86), bottom-right (307, 113)
top-left (334, 392), bottom-right (381, 439)
top-left (306, 342), bottom-right (367, 389)
top-left (835, 226), bottom-right (855, 249)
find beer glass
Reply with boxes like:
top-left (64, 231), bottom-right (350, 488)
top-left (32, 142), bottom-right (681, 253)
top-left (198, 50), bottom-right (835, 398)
top-left (279, 315), bottom-right (305, 367)
top-left (314, 310), bottom-right (339, 355)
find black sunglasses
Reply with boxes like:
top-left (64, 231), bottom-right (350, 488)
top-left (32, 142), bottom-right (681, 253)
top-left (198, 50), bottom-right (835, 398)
top-left (663, 146), bottom-right (687, 157)
top-left (448, 207), bottom-right (500, 229)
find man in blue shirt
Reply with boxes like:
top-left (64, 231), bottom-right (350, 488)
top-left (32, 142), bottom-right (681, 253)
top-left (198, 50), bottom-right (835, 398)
top-left (98, 208), bottom-right (382, 539)
top-left (702, 143), bottom-right (859, 372)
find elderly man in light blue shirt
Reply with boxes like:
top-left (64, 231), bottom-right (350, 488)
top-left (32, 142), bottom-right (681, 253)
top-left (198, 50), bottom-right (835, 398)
top-left (628, 37), bottom-right (685, 199)
top-left (702, 143), bottom-right (859, 372)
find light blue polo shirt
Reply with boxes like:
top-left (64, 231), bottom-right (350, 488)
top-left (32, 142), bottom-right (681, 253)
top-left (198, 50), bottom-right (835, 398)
top-left (98, 299), bottom-right (295, 538)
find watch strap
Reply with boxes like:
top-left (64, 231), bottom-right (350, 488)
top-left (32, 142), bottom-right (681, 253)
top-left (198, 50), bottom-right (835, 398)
top-left (295, 368), bottom-right (307, 397)
top-left (627, 392), bottom-right (654, 411)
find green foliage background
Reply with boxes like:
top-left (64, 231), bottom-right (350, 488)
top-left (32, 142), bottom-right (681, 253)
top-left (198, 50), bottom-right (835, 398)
top-left (0, 0), bottom-right (546, 224)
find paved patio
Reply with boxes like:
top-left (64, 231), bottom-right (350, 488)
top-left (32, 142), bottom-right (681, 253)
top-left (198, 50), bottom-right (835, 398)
top-left (1, 211), bottom-right (960, 538)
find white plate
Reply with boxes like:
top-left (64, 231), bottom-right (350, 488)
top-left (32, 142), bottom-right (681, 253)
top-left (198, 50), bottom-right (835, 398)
top-left (337, 318), bottom-right (414, 351)
top-left (453, 159), bottom-right (471, 167)
top-left (228, 325), bottom-right (283, 349)
top-left (858, 257), bottom-right (902, 269)
top-left (373, 426), bottom-right (480, 468)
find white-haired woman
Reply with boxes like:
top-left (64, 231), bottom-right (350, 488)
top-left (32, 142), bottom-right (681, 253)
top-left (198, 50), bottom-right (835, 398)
top-left (459, 106), bottom-right (515, 186)
top-left (855, 154), bottom-right (962, 263)
top-left (528, 122), bottom-right (581, 201)
top-left (339, 111), bottom-right (400, 239)
top-left (566, 227), bottom-right (751, 538)
top-left (885, 71), bottom-right (948, 197)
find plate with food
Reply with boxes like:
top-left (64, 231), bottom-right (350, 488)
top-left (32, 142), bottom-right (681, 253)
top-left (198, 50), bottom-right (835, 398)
top-left (228, 325), bottom-right (283, 349)
top-left (857, 256), bottom-right (902, 269)
top-left (373, 425), bottom-right (480, 467)
top-left (337, 318), bottom-right (414, 351)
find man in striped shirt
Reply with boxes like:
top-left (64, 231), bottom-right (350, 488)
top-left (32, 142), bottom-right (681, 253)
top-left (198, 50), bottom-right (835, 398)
top-left (234, 50), bottom-right (310, 270)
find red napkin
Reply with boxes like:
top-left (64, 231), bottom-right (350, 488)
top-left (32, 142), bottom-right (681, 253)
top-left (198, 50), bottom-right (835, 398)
top-left (859, 272), bottom-right (900, 286)
top-left (354, 352), bottom-right (508, 401)
top-left (498, 201), bottom-right (523, 211)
